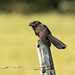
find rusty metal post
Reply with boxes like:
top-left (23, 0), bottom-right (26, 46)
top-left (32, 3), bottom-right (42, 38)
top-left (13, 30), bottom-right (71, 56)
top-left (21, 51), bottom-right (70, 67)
top-left (37, 40), bottom-right (56, 75)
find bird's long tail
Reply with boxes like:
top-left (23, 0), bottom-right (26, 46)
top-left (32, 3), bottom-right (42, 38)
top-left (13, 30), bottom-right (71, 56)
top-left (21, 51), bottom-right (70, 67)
top-left (48, 34), bottom-right (66, 49)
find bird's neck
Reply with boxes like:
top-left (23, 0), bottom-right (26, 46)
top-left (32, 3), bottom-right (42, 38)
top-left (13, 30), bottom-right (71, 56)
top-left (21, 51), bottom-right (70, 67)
top-left (32, 26), bottom-right (36, 31)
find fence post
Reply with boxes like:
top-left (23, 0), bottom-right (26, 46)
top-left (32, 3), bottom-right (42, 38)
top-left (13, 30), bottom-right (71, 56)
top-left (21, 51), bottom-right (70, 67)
top-left (37, 40), bottom-right (56, 75)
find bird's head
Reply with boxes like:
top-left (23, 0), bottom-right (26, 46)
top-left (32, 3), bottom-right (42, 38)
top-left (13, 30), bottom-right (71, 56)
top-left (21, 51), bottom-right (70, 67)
top-left (29, 21), bottom-right (42, 27)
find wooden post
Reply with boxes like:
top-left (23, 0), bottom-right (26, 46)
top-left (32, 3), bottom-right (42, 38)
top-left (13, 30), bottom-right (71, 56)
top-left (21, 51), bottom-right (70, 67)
top-left (37, 40), bottom-right (56, 75)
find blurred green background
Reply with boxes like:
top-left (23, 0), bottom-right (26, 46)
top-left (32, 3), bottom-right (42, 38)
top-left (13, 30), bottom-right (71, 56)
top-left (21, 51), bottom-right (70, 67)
top-left (0, 0), bottom-right (75, 75)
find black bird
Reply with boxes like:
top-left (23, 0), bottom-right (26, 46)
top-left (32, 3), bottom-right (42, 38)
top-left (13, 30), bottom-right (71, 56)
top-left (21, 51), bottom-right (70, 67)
top-left (29, 21), bottom-right (66, 49)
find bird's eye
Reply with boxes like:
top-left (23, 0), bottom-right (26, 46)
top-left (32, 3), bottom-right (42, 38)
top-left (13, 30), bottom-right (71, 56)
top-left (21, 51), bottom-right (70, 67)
top-left (38, 22), bottom-right (41, 24)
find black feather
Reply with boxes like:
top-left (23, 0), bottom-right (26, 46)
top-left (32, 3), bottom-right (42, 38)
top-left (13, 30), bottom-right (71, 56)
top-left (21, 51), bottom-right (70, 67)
top-left (48, 34), bottom-right (66, 49)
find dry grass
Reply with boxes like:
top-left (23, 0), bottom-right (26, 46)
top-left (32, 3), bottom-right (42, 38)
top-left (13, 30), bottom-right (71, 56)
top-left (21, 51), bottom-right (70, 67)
top-left (0, 12), bottom-right (75, 75)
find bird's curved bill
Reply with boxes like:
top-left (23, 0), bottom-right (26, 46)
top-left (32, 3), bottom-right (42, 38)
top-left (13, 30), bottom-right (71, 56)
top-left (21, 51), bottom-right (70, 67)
top-left (29, 22), bottom-right (34, 26)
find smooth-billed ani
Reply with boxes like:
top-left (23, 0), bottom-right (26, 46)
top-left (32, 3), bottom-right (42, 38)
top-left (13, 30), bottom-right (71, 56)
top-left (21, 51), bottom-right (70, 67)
top-left (29, 21), bottom-right (66, 49)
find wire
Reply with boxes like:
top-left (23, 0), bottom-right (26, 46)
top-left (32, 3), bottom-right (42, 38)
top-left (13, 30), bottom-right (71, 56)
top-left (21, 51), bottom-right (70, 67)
top-left (0, 66), bottom-right (75, 71)
top-left (55, 70), bottom-right (75, 71)
top-left (0, 66), bottom-right (40, 70)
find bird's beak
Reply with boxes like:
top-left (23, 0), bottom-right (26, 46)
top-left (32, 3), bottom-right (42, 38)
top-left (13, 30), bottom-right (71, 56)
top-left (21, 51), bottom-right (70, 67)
top-left (29, 22), bottom-right (34, 26)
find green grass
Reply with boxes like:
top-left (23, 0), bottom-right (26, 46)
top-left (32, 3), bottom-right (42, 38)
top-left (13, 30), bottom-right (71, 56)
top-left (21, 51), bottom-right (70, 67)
top-left (0, 12), bottom-right (75, 75)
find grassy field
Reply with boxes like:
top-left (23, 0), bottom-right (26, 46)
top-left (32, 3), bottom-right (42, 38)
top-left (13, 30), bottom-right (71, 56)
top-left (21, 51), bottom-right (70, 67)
top-left (0, 12), bottom-right (75, 75)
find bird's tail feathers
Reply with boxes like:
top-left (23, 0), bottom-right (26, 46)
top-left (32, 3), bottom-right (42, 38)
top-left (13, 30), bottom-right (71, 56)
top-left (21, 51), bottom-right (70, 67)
top-left (48, 34), bottom-right (66, 49)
